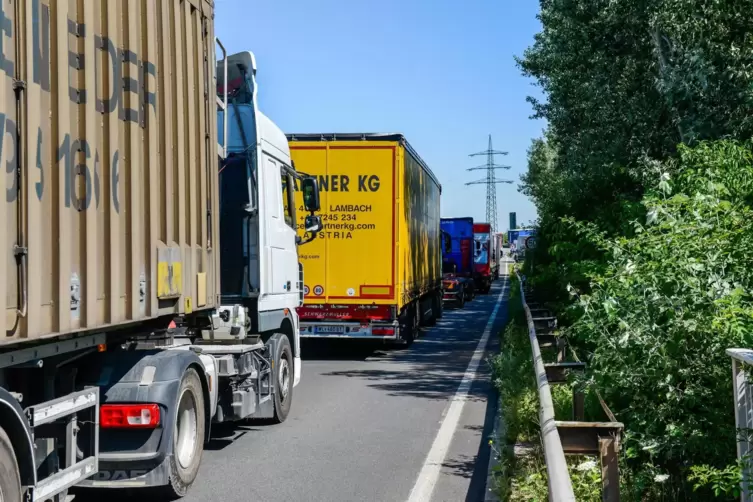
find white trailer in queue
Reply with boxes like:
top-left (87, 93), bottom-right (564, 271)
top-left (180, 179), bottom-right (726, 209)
top-left (0, 1), bottom-right (322, 499)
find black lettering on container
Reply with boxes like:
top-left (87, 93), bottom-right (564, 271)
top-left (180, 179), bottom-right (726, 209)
top-left (32, 0), bottom-right (50, 92)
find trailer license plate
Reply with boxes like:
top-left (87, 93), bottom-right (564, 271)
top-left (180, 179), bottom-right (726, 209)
top-left (315, 326), bottom-right (346, 334)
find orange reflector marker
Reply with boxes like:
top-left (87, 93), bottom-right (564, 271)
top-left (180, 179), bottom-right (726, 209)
top-left (97, 344), bottom-right (106, 353)
top-left (101, 404), bottom-right (160, 429)
top-left (168, 320), bottom-right (177, 329)
top-left (361, 286), bottom-right (391, 296)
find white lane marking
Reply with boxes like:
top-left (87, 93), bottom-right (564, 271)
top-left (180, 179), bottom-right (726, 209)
top-left (407, 278), bottom-right (508, 502)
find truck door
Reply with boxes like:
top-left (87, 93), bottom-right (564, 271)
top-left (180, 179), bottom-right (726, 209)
top-left (262, 155), bottom-right (297, 299)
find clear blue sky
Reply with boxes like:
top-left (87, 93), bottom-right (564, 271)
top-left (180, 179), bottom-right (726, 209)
top-left (215, 0), bottom-right (545, 230)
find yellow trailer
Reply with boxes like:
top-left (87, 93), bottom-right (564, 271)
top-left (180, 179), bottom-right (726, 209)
top-left (288, 133), bottom-right (442, 344)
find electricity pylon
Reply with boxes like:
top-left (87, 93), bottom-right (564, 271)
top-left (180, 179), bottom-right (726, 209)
top-left (465, 135), bottom-right (513, 234)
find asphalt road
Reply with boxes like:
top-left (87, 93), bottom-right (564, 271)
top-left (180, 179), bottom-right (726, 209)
top-left (177, 272), bottom-right (510, 502)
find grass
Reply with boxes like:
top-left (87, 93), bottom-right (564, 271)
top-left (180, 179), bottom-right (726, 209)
top-left (489, 274), bottom-right (604, 500)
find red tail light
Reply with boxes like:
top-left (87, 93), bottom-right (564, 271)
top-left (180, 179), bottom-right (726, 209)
top-left (101, 404), bottom-right (161, 429)
top-left (372, 327), bottom-right (395, 336)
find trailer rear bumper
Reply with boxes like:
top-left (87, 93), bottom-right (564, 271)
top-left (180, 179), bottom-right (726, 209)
top-left (442, 290), bottom-right (462, 303)
top-left (299, 321), bottom-right (399, 340)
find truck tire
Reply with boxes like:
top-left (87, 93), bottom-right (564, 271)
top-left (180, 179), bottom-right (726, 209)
top-left (0, 426), bottom-right (21, 502)
top-left (426, 294), bottom-right (439, 326)
top-left (270, 333), bottom-right (293, 424)
top-left (399, 306), bottom-right (416, 346)
top-left (435, 292), bottom-right (444, 319)
top-left (164, 368), bottom-right (205, 499)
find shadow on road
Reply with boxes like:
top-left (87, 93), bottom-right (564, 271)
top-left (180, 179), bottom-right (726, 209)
top-left (319, 284), bottom-right (508, 403)
top-left (205, 423), bottom-right (266, 451)
top-left (301, 339), bottom-right (380, 361)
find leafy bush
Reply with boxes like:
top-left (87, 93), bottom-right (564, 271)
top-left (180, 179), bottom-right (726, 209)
top-left (565, 141), bottom-right (753, 499)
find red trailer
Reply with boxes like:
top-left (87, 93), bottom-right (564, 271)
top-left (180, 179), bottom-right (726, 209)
top-left (473, 223), bottom-right (495, 293)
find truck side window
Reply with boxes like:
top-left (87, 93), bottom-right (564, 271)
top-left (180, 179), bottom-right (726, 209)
top-left (281, 172), bottom-right (294, 228)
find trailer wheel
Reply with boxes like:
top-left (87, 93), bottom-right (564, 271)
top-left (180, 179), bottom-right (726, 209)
top-left (0, 426), bottom-right (21, 502)
top-left (164, 368), bottom-right (205, 499)
top-left (270, 333), bottom-right (293, 424)
top-left (426, 295), bottom-right (438, 326)
top-left (435, 292), bottom-right (444, 319)
top-left (399, 306), bottom-right (416, 346)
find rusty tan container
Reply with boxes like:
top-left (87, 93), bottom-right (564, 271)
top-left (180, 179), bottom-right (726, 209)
top-left (1, 0), bottom-right (221, 345)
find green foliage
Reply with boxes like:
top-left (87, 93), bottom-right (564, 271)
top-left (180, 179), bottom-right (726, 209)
top-left (518, 0), bottom-right (753, 498)
top-left (688, 463), bottom-right (742, 499)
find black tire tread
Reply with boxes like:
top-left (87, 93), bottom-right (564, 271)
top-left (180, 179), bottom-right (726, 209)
top-left (162, 368), bottom-right (206, 500)
top-left (270, 334), bottom-right (293, 424)
top-left (0, 425), bottom-right (21, 502)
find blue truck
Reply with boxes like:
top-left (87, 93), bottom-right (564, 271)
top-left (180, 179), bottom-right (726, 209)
top-left (440, 218), bottom-right (476, 306)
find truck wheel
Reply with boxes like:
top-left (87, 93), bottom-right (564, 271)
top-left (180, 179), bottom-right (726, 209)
top-left (164, 368), bottom-right (205, 499)
top-left (0, 426), bottom-right (21, 502)
top-left (270, 333), bottom-right (293, 424)
top-left (426, 295), bottom-right (438, 326)
top-left (435, 292), bottom-right (444, 319)
top-left (399, 306), bottom-right (416, 346)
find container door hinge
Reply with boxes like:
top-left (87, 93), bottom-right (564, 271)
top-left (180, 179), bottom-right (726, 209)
top-left (12, 79), bottom-right (25, 97)
top-left (13, 245), bottom-right (27, 259)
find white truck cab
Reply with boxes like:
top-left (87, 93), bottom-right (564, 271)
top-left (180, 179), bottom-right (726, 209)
top-left (214, 51), bottom-right (322, 387)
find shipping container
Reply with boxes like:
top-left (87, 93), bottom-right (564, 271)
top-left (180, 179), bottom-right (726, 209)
top-left (287, 133), bottom-right (442, 342)
top-left (2, 0), bottom-right (220, 345)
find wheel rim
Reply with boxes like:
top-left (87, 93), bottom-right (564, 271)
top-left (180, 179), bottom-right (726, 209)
top-left (279, 357), bottom-right (290, 403)
top-left (175, 388), bottom-right (198, 469)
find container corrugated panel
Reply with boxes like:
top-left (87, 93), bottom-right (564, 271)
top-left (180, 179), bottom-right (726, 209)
top-left (289, 134), bottom-right (441, 310)
top-left (2, 0), bottom-right (220, 345)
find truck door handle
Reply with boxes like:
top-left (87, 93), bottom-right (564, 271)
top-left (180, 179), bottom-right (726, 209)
top-left (287, 281), bottom-right (291, 290)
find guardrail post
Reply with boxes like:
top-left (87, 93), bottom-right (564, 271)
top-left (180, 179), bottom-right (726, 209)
top-left (726, 348), bottom-right (753, 502)
top-left (573, 389), bottom-right (585, 421)
top-left (557, 337), bottom-right (567, 363)
top-left (599, 436), bottom-right (620, 502)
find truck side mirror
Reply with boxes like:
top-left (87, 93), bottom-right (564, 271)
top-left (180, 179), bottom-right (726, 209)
top-left (302, 177), bottom-right (320, 213)
top-left (296, 215), bottom-right (323, 246)
top-left (305, 215), bottom-right (323, 234)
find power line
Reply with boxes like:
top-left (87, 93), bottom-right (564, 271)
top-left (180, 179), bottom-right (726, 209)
top-left (465, 135), bottom-right (513, 234)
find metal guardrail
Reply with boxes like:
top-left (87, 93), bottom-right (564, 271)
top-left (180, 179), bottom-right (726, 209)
top-left (518, 273), bottom-right (623, 502)
top-left (520, 277), bottom-right (576, 501)
top-left (726, 348), bottom-right (753, 502)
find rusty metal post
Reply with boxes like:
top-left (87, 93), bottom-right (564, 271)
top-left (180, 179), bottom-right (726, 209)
top-left (599, 437), bottom-right (620, 502)
top-left (573, 389), bottom-right (585, 421)
top-left (556, 337), bottom-right (567, 363)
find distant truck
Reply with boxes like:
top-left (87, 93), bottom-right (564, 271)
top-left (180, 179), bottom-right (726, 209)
top-left (508, 228), bottom-right (536, 262)
top-left (288, 134), bottom-right (443, 345)
top-left (440, 218), bottom-right (476, 305)
top-left (473, 223), bottom-right (497, 293)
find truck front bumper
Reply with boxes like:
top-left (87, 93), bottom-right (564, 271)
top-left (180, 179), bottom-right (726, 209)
top-left (299, 321), bottom-right (399, 340)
